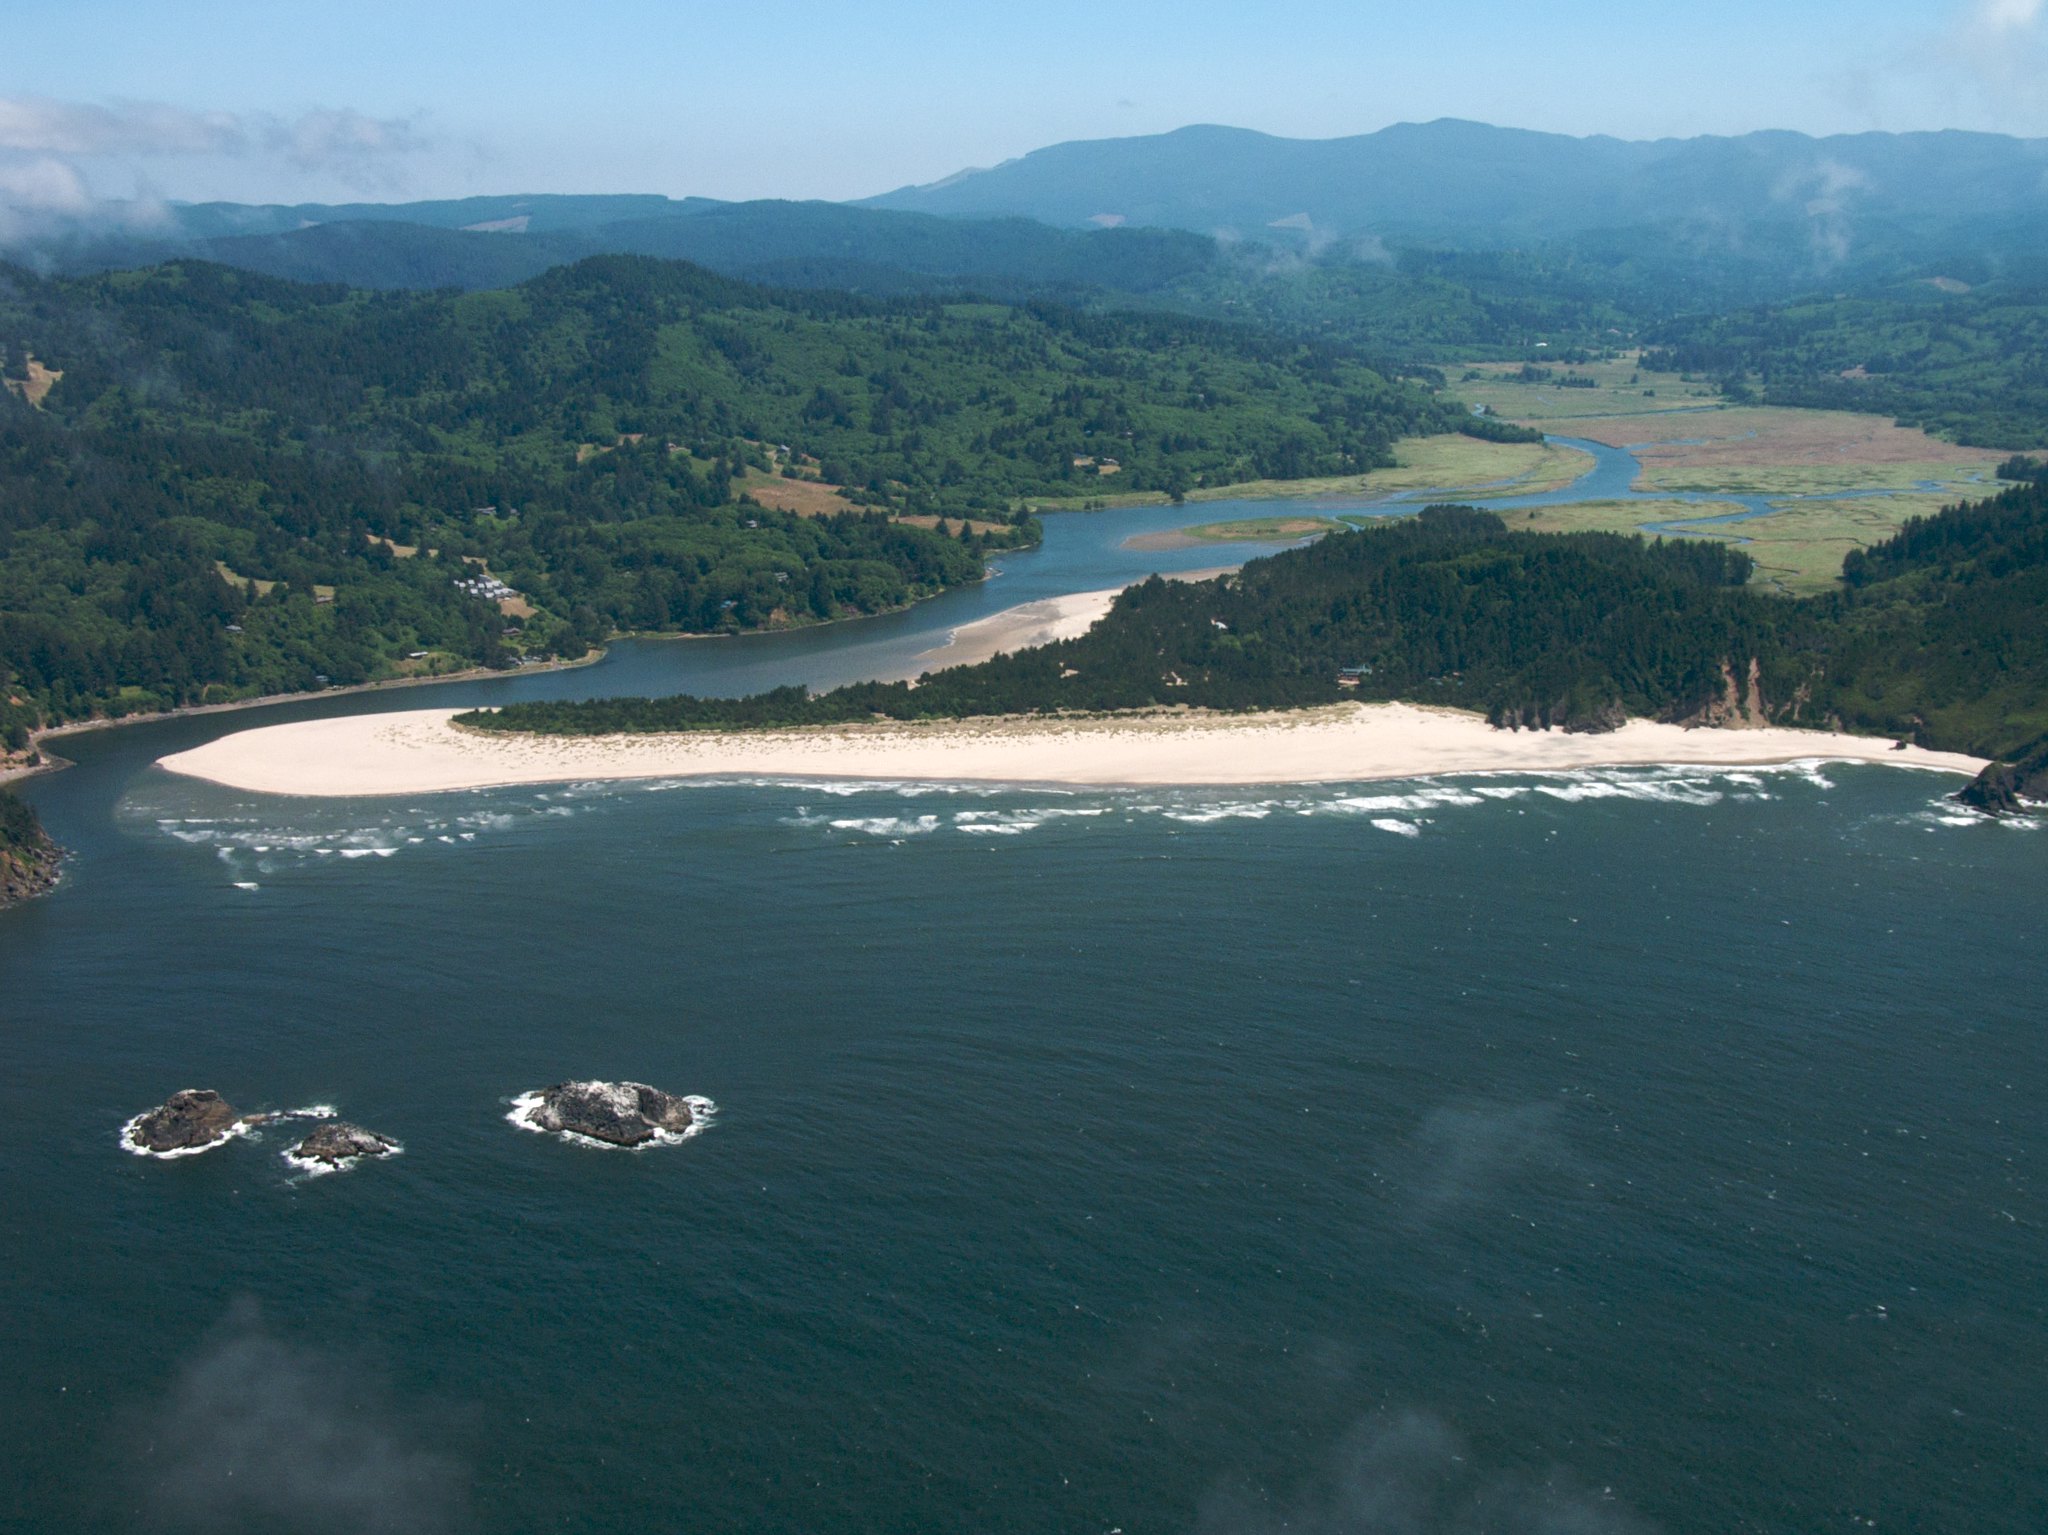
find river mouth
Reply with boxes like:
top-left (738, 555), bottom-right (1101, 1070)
top-left (17, 430), bottom-right (1964, 804)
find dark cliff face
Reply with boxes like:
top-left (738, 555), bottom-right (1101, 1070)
top-left (1955, 748), bottom-right (2048, 816)
top-left (0, 791), bottom-right (60, 910)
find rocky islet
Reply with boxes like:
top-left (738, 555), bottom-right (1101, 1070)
top-left (511, 1080), bottom-right (711, 1147)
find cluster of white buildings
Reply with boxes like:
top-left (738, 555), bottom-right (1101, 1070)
top-left (453, 572), bottom-right (517, 602)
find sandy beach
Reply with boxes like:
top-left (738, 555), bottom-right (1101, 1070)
top-left (157, 701), bottom-right (1984, 799)
top-left (909, 587), bottom-right (1123, 671)
top-left (906, 568), bottom-right (1235, 675)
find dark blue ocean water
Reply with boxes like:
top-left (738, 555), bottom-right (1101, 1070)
top-left (3, 485), bottom-right (2044, 1535)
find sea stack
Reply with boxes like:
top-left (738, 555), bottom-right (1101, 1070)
top-left (290, 1121), bottom-right (399, 1168)
top-left (514, 1081), bottom-right (707, 1146)
top-left (124, 1089), bottom-right (241, 1154)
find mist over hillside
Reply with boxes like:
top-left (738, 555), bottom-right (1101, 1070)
top-left (9, 118), bottom-right (2048, 390)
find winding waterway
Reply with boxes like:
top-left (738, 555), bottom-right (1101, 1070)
top-left (3, 450), bottom-right (2043, 1535)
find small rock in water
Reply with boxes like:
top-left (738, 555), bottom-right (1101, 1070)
top-left (127, 1089), bottom-right (240, 1153)
top-left (522, 1081), bottom-right (702, 1146)
top-left (292, 1122), bottom-right (398, 1166)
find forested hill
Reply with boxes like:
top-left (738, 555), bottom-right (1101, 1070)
top-left (469, 482), bottom-right (2048, 786)
top-left (0, 255), bottom-right (1463, 735)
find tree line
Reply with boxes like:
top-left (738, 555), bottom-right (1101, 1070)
top-left (467, 482), bottom-right (2048, 787)
top-left (0, 254), bottom-right (1469, 733)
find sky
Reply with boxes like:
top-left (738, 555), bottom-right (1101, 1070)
top-left (4, 0), bottom-right (2048, 214)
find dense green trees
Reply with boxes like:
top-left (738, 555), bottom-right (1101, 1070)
top-left (1644, 284), bottom-right (2048, 448)
top-left (469, 482), bottom-right (2048, 778)
top-left (0, 255), bottom-right (1457, 727)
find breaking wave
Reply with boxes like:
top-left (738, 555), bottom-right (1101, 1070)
top-left (282, 1139), bottom-right (404, 1179)
top-left (128, 788), bottom-right (606, 879)
top-left (765, 762), bottom-right (1859, 843)
top-left (132, 758), bottom-right (1976, 867)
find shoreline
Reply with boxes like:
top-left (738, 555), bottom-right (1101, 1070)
top-left (1, 650), bottom-right (611, 787)
top-left (906, 569), bottom-right (1234, 675)
top-left (156, 702), bottom-right (1986, 800)
top-left (909, 588), bottom-right (1124, 673)
top-left (0, 560), bottom-right (1046, 786)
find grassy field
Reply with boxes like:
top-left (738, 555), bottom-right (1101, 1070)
top-left (1447, 380), bottom-right (2011, 592)
top-left (1181, 515), bottom-right (1347, 540)
top-left (1453, 351), bottom-right (1719, 423)
top-left (1555, 404), bottom-right (2007, 497)
top-left (1034, 433), bottom-right (1594, 511)
top-left (1721, 493), bottom-right (1966, 592)
top-left (1043, 388), bottom-right (2009, 597)
top-left (1496, 492), bottom-right (1967, 594)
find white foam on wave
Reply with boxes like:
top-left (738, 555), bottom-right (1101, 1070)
top-left (1370, 818), bottom-right (1422, 837)
top-left (953, 807), bottom-right (1108, 836)
top-left (1319, 786), bottom-right (1486, 815)
top-left (505, 1090), bottom-right (718, 1150)
top-left (1162, 802), bottom-right (1277, 824)
top-left (505, 1090), bottom-right (551, 1136)
top-left (282, 1139), bottom-right (403, 1178)
top-left (828, 814), bottom-right (944, 839)
top-left (136, 782), bottom-right (611, 876)
top-left (770, 763), bottom-right (1846, 843)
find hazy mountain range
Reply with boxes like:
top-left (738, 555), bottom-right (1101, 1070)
top-left (5, 120), bottom-right (2046, 332)
top-left (863, 119), bottom-right (2048, 248)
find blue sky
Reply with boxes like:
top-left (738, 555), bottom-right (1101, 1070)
top-left (3, 0), bottom-right (2046, 209)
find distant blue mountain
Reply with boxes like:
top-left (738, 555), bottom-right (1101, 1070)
top-left (861, 119), bottom-right (2048, 249)
top-left (13, 197), bottom-right (1217, 297)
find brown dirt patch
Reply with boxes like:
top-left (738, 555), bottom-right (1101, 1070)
top-left (742, 476), bottom-right (864, 517)
top-left (895, 514), bottom-right (1012, 535)
top-left (3, 358), bottom-right (61, 408)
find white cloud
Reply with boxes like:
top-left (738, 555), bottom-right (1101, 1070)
top-left (0, 97), bottom-right (247, 157)
top-left (1976, 0), bottom-right (2044, 33)
top-left (0, 155), bottom-right (93, 213)
top-left (1946, 0), bottom-right (2048, 121)
top-left (276, 108), bottom-right (427, 173)
top-left (0, 95), bottom-right (433, 235)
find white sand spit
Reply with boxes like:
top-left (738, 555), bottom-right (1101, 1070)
top-left (909, 570), bottom-right (1234, 676)
top-left (913, 588), bottom-right (1123, 671)
top-left (156, 703), bottom-right (1984, 800)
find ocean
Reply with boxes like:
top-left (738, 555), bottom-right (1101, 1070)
top-left (3, 482), bottom-right (2043, 1534)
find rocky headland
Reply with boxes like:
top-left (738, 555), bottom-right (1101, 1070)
top-left (510, 1081), bottom-right (712, 1147)
top-left (0, 789), bottom-right (60, 910)
top-left (1954, 743), bottom-right (2048, 817)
